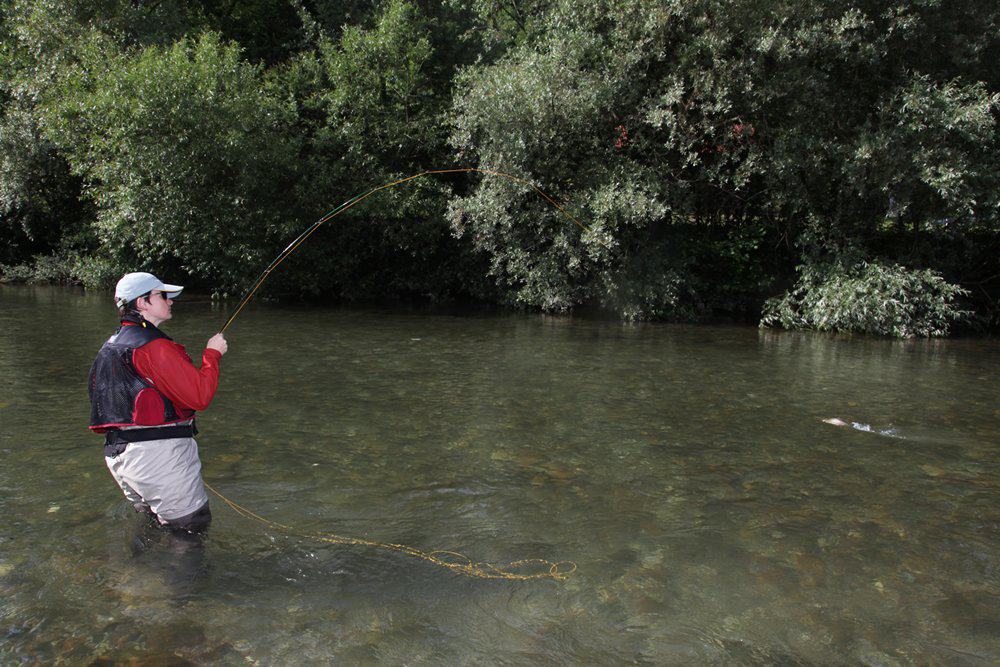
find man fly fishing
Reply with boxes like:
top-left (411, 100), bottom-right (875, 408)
top-left (88, 272), bottom-right (228, 532)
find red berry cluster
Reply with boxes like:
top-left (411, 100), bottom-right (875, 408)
top-left (614, 124), bottom-right (630, 150)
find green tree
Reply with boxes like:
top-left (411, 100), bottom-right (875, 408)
top-left (0, 100), bottom-right (86, 265)
top-left (270, 0), bottom-right (493, 302)
top-left (448, 0), bottom-right (998, 330)
top-left (39, 32), bottom-right (301, 289)
top-left (0, 0), bottom-right (90, 269)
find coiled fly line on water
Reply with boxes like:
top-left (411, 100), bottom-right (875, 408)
top-left (210, 168), bottom-right (598, 581)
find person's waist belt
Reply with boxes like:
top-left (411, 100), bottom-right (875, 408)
top-left (105, 422), bottom-right (198, 446)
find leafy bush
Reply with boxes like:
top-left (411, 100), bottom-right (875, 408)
top-left (0, 234), bottom-right (122, 286)
top-left (0, 249), bottom-right (77, 284)
top-left (0, 262), bottom-right (34, 283)
top-left (71, 253), bottom-right (122, 288)
top-left (760, 260), bottom-right (970, 337)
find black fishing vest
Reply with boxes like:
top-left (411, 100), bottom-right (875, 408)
top-left (88, 322), bottom-right (186, 432)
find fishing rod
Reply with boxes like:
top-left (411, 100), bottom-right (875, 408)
top-left (219, 167), bottom-right (593, 334)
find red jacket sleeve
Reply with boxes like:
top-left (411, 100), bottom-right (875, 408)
top-left (132, 338), bottom-right (222, 412)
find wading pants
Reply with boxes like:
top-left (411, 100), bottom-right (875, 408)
top-left (105, 432), bottom-right (211, 532)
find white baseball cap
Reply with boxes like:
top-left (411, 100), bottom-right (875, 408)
top-left (115, 272), bottom-right (184, 307)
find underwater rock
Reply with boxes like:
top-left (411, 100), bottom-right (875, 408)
top-left (541, 464), bottom-right (577, 483)
top-left (795, 553), bottom-right (827, 587)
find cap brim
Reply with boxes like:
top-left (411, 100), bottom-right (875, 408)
top-left (161, 284), bottom-right (184, 299)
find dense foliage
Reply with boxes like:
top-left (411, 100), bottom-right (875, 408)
top-left (1, 0), bottom-right (996, 336)
top-left (44, 32), bottom-right (301, 288)
top-left (760, 260), bottom-right (970, 337)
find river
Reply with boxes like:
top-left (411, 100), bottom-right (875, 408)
top-left (1, 285), bottom-right (997, 663)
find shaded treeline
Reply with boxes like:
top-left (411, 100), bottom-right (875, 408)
top-left (1, 0), bottom-right (997, 336)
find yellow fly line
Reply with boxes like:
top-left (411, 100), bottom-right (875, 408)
top-left (205, 481), bottom-right (577, 581)
top-left (212, 167), bottom-right (591, 581)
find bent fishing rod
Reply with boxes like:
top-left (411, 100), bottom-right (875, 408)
top-left (218, 168), bottom-right (595, 334)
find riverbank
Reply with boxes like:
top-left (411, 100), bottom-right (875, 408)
top-left (3, 255), bottom-right (993, 338)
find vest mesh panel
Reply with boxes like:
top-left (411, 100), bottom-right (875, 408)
top-left (89, 325), bottom-right (182, 429)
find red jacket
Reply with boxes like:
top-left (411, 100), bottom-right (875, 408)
top-left (126, 323), bottom-right (223, 412)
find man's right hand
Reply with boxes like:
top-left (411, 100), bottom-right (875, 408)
top-left (207, 333), bottom-right (228, 356)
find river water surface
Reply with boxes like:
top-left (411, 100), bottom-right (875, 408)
top-left (1, 285), bottom-right (998, 664)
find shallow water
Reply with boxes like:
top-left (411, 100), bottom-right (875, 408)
top-left (1, 284), bottom-right (998, 664)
